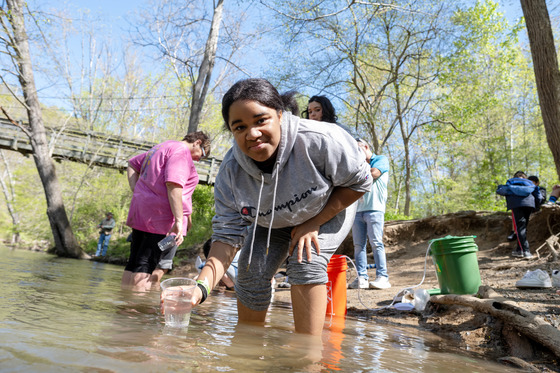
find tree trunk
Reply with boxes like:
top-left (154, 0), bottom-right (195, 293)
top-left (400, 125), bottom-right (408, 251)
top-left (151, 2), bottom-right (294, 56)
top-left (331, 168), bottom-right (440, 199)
top-left (520, 0), bottom-right (560, 180)
top-left (187, 0), bottom-right (224, 134)
top-left (395, 82), bottom-right (412, 216)
top-left (403, 137), bottom-right (411, 216)
top-left (6, 0), bottom-right (84, 258)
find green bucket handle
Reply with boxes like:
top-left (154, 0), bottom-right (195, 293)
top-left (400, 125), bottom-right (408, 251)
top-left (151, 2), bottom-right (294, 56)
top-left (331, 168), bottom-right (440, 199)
top-left (428, 235), bottom-right (478, 255)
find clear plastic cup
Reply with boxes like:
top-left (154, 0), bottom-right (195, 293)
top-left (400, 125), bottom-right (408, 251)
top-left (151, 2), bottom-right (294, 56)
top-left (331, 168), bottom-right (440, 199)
top-left (413, 289), bottom-right (430, 311)
top-left (160, 278), bottom-right (196, 328)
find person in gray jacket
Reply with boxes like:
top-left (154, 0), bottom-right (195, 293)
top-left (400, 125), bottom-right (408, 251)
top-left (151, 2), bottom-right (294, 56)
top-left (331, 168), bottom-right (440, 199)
top-left (193, 78), bottom-right (372, 336)
top-left (94, 212), bottom-right (116, 257)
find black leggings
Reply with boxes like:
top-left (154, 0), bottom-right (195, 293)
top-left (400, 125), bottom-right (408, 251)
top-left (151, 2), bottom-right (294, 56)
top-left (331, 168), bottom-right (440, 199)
top-left (511, 207), bottom-right (533, 253)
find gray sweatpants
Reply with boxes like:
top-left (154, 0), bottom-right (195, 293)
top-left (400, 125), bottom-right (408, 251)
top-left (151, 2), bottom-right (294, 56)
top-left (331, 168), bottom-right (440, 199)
top-left (236, 203), bottom-right (357, 311)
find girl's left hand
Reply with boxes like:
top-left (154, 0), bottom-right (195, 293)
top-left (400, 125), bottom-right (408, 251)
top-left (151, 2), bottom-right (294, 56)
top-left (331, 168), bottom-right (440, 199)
top-left (289, 221), bottom-right (321, 263)
top-left (160, 286), bottom-right (203, 315)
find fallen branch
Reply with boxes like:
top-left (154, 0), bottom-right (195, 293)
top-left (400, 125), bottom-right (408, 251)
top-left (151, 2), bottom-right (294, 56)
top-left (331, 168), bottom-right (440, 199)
top-left (429, 286), bottom-right (560, 358)
top-left (545, 238), bottom-right (559, 261)
top-left (535, 233), bottom-right (560, 261)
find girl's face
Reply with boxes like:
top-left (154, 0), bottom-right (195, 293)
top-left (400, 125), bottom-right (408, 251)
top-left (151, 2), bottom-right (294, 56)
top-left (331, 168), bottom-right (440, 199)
top-left (228, 100), bottom-right (282, 162)
top-left (307, 101), bottom-right (323, 121)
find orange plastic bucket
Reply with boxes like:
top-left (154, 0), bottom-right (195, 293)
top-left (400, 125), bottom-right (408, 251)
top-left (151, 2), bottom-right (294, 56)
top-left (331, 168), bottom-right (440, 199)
top-left (326, 255), bottom-right (347, 317)
top-left (324, 316), bottom-right (345, 369)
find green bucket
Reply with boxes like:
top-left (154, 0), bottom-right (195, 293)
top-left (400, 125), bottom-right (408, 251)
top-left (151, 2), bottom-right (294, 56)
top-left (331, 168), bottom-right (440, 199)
top-left (429, 235), bottom-right (481, 295)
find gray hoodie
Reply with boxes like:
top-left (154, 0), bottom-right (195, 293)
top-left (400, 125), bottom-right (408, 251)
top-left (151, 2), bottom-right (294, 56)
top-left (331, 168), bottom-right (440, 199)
top-left (212, 112), bottom-right (372, 249)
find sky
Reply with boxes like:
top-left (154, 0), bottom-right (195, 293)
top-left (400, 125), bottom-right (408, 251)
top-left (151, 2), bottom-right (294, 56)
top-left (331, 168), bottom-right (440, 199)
top-left (25, 0), bottom-right (275, 111)
top-left (15, 0), bottom-right (558, 116)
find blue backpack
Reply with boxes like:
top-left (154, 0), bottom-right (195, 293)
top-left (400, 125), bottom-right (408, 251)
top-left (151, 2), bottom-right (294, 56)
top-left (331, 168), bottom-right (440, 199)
top-left (496, 178), bottom-right (536, 197)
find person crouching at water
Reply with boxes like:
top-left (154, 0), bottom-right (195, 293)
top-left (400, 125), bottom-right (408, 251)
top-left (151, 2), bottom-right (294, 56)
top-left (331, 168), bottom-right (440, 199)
top-left (192, 78), bottom-right (372, 335)
top-left (122, 132), bottom-right (210, 291)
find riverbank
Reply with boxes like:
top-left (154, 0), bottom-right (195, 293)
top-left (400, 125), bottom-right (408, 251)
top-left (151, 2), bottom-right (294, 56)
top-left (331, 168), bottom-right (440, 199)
top-left (171, 206), bottom-right (560, 371)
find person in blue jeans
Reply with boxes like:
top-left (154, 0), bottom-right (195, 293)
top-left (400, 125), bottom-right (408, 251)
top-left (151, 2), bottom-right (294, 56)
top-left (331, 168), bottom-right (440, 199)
top-left (349, 138), bottom-right (390, 289)
top-left (95, 212), bottom-right (116, 257)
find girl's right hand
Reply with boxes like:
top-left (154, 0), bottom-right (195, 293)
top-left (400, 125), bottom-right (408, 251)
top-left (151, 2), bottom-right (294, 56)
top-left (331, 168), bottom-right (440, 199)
top-left (289, 221), bottom-right (321, 263)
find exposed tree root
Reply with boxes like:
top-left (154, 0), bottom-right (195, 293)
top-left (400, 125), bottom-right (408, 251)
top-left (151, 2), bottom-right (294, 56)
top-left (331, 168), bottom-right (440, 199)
top-left (429, 285), bottom-right (560, 359)
top-left (496, 356), bottom-right (541, 372)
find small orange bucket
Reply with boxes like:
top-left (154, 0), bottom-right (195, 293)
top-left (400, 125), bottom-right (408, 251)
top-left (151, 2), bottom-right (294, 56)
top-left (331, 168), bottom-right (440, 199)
top-left (326, 255), bottom-right (347, 317)
top-left (323, 316), bottom-right (345, 369)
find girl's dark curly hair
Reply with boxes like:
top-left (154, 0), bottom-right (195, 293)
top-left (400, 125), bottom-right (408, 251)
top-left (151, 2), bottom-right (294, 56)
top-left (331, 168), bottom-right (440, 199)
top-left (301, 95), bottom-right (338, 123)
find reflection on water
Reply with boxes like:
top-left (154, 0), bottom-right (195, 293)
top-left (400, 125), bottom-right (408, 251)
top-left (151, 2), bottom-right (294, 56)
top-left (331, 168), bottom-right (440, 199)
top-left (0, 246), bottom-right (512, 372)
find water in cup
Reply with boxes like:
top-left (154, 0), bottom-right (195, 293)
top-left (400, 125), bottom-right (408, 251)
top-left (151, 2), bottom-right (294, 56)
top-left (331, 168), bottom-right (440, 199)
top-left (163, 288), bottom-right (193, 327)
top-left (160, 278), bottom-right (197, 328)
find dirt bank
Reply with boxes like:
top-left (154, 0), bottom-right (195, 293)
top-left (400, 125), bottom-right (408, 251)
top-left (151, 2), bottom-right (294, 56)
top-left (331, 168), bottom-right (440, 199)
top-left (340, 206), bottom-right (560, 371)
top-left (173, 205), bottom-right (560, 371)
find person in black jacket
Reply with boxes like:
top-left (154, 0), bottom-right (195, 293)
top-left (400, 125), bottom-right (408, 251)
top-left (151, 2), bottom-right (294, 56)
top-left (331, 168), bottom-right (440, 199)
top-left (498, 171), bottom-right (541, 259)
top-left (528, 175), bottom-right (547, 210)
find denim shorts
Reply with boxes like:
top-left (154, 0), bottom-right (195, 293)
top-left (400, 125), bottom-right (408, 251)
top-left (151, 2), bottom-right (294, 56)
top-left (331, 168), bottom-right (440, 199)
top-left (235, 203), bottom-right (357, 311)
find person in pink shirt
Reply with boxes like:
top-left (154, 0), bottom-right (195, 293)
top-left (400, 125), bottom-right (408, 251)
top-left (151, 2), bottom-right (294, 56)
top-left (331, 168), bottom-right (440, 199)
top-left (122, 131), bottom-right (211, 291)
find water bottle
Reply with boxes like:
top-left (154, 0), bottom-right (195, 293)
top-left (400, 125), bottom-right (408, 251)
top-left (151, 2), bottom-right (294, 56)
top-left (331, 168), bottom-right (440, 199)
top-left (195, 256), bottom-right (205, 273)
top-left (157, 235), bottom-right (176, 251)
top-left (366, 263), bottom-right (376, 269)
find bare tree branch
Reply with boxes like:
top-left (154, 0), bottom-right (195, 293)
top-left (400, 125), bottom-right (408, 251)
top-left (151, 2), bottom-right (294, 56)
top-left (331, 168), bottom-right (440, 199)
top-left (259, 0), bottom-right (426, 22)
top-left (0, 75), bottom-right (29, 109)
top-left (0, 106), bottom-right (31, 137)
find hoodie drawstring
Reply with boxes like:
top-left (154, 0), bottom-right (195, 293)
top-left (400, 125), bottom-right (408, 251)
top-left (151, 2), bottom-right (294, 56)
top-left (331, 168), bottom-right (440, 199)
top-left (266, 161), bottom-right (280, 254)
top-left (247, 174), bottom-right (265, 269)
top-left (247, 163), bottom-right (281, 269)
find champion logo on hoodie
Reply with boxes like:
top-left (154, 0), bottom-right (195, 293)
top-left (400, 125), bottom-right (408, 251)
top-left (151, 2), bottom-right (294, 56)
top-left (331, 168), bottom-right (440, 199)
top-left (240, 206), bottom-right (256, 217)
top-left (239, 186), bottom-right (319, 219)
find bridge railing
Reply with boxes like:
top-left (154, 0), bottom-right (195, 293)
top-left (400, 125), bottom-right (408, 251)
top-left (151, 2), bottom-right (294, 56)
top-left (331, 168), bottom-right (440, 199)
top-left (0, 118), bottom-right (222, 185)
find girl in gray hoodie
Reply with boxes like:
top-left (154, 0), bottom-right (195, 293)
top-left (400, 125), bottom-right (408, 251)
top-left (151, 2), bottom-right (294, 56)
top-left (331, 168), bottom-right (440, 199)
top-left (194, 78), bottom-right (372, 335)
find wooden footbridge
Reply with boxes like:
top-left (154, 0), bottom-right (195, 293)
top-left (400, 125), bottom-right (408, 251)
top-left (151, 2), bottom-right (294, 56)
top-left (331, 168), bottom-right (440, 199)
top-left (0, 118), bottom-right (221, 185)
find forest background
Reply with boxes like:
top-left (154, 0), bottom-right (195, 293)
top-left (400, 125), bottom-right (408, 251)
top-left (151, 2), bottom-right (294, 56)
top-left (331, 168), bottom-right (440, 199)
top-left (0, 0), bottom-right (559, 259)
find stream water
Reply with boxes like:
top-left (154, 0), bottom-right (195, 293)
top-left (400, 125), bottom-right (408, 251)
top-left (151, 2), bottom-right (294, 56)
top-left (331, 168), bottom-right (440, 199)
top-left (0, 245), bottom-right (513, 372)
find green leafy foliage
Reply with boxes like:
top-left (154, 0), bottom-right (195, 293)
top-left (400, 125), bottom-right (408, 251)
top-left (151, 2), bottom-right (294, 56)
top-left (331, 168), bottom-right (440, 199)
top-left (183, 184), bottom-right (215, 247)
top-left (1, 0), bottom-right (559, 255)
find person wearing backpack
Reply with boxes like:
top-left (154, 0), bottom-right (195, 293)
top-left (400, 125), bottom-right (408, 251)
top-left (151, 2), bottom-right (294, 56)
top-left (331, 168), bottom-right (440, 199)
top-left (496, 171), bottom-right (542, 259)
top-left (506, 175), bottom-right (547, 241)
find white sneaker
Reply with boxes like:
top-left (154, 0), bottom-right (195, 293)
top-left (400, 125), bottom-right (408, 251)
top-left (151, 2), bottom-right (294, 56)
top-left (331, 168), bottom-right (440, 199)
top-left (551, 270), bottom-right (560, 288)
top-left (277, 281), bottom-right (291, 288)
top-left (348, 277), bottom-right (368, 289)
top-left (369, 277), bottom-right (391, 289)
top-left (515, 269), bottom-right (552, 288)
